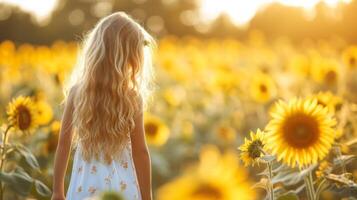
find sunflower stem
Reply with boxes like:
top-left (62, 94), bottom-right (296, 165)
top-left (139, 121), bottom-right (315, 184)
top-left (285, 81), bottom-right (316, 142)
top-left (304, 176), bottom-right (313, 200)
top-left (267, 161), bottom-right (275, 200)
top-left (0, 125), bottom-right (11, 200)
top-left (304, 170), bottom-right (316, 200)
top-left (315, 178), bottom-right (327, 200)
top-left (258, 147), bottom-right (275, 200)
top-left (308, 170), bottom-right (316, 197)
top-left (334, 145), bottom-right (346, 174)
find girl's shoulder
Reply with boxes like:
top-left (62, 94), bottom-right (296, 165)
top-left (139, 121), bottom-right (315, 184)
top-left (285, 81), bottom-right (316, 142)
top-left (65, 84), bottom-right (80, 109)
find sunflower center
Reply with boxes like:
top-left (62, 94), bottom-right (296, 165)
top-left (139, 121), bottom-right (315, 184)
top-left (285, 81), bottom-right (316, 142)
top-left (349, 57), bottom-right (355, 67)
top-left (324, 70), bottom-right (337, 85)
top-left (217, 127), bottom-right (233, 140)
top-left (317, 100), bottom-right (327, 108)
top-left (259, 84), bottom-right (268, 93)
top-left (145, 122), bottom-right (159, 137)
top-left (283, 113), bottom-right (320, 148)
top-left (17, 105), bottom-right (32, 130)
top-left (248, 140), bottom-right (263, 159)
top-left (192, 183), bottom-right (223, 199)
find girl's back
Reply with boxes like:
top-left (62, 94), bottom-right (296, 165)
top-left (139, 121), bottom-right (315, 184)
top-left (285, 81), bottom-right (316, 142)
top-left (66, 129), bottom-right (140, 199)
top-left (51, 12), bottom-right (154, 200)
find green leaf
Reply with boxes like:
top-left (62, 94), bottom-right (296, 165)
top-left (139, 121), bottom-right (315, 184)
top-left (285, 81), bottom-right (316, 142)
top-left (277, 192), bottom-right (299, 200)
top-left (251, 179), bottom-right (268, 191)
top-left (100, 190), bottom-right (125, 200)
top-left (14, 144), bottom-right (40, 170)
top-left (0, 168), bottom-right (33, 196)
top-left (272, 164), bottom-right (317, 186)
top-left (298, 164), bottom-right (317, 177)
top-left (34, 180), bottom-right (52, 197)
top-left (333, 155), bottom-right (356, 166)
top-left (260, 155), bottom-right (275, 163)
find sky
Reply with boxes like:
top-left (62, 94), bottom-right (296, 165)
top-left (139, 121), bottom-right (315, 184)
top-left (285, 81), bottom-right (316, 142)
top-left (0, 0), bottom-right (353, 26)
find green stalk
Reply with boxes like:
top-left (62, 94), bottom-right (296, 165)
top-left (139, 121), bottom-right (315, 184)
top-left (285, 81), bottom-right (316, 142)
top-left (267, 161), bottom-right (275, 200)
top-left (309, 170), bottom-right (316, 197)
top-left (259, 147), bottom-right (274, 200)
top-left (0, 125), bottom-right (11, 200)
top-left (315, 179), bottom-right (327, 200)
top-left (334, 145), bottom-right (346, 173)
top-left (304, 170), bottom-right (316, 200)
top-left (304, 176), bottom-right (313, 200)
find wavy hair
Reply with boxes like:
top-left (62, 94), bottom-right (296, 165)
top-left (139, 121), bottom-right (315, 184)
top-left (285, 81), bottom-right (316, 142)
top-left (62, 12), bottom-right (155, 164)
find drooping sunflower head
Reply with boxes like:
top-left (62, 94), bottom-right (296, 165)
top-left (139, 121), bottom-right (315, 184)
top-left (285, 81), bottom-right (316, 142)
top-left (265, 98), bottom-right (336, 168)
top-left (144, 113), bottom-right (170, 146)
top-left (6, 96), bottom-right (39, 133)
top-left (250, 72), bottom-right (277, 104)
top-left (239, 129), bottom-right (266, 166)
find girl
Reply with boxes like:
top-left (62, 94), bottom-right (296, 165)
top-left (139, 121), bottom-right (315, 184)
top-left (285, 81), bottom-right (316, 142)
top-left (51, 12), bottom-right (154, 200)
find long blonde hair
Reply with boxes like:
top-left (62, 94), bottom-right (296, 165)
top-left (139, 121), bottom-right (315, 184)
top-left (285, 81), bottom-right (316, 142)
top-left (63, 12), bottom-right (155, 164)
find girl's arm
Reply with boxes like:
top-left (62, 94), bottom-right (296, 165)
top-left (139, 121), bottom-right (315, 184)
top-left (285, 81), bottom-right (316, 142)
top-left (51, 88), bottom-right (76, 200)
top-left (131, 101), bottom-right (153, 200)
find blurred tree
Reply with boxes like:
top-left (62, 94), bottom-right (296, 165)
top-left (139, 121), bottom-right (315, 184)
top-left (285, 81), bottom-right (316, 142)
top-left (0, 0), bottom-right (357, 44)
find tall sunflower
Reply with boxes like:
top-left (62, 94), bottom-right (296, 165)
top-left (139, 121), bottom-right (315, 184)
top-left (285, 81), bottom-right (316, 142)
top-left (265, 98), bottom-right (336, 168)
top-left (6, 96), bottom-right (39, 133)
top-left (144, 113), bottom-right (170, 146)
top-left (157, 145), bottom-right (256, 200)
top-left (239, 129), bottom-right (266, 167)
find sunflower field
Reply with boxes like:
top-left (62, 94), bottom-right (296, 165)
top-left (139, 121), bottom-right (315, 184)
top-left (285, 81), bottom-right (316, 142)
top-left (1, 32), bottom-right (357, 200)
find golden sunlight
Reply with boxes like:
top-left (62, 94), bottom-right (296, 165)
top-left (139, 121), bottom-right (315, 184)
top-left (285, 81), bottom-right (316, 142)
top-left (198, 0), bottom-right (352, 26)
top-left (0, 0), bottom-right (59, 22)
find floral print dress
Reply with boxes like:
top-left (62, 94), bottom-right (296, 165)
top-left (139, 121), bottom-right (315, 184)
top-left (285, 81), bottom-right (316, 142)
top-left (66, 140), bottom-right (141, 200)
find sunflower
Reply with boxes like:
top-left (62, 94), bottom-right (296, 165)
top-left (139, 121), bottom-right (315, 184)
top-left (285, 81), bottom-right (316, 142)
top-left (213, 69), bottom-right (241, 93)
top-left (34, 100), bottom-right (53, 125)
top-left (315, 161), bottom-right (332, 179)
top-left (342, 46), bottom-right (357, 69)
top-left (310, 91), bottom-right (342, 114)
top-left (6, 96), bottom-right (39, 132)
top-left (144, 113), bottom-right (170, 146)
top-left (288, 55), bottom-right (310, 77)
top-left (215, 124), bottom-right (236, 143)
top-left (47, 120), bottom-right (61, 153)
top-left (239, 129), bottom-right (266, 166)
top-left (163, 86), bottom-right (186, 107)
top-left (265, 98), bottom-right (336, 168)
top-left (157, 145), bottom-right (256, 200)
top-left (250, 72), bottom-right (277, 103)
top-left (311, 59), bottom-right (339, 87)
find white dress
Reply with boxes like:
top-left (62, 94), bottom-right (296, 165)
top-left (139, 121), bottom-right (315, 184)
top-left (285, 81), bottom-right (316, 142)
top-left (66, 139), bottom-right (142, 200)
